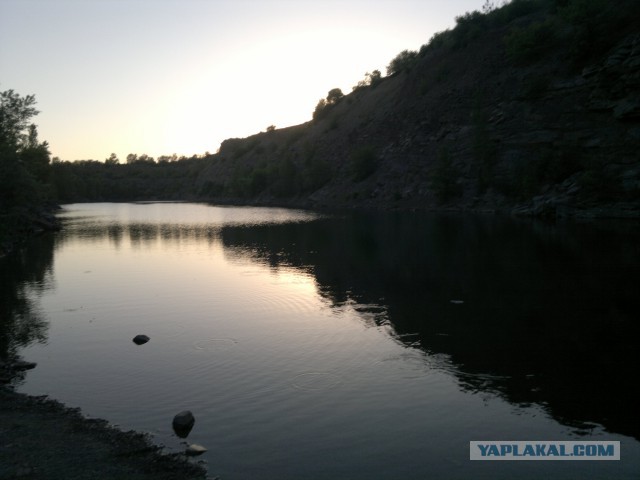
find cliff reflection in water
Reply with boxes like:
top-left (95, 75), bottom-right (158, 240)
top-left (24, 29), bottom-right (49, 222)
top-left (19, 208), bottom-right (640, 441)
top-left (218, 213), bottom-right (640, 441)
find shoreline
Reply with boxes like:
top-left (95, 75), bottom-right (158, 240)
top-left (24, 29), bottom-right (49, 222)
top-left (0, 206), bottom-right (62, 259)
top-left (0, 384), bottom-right (209, 479)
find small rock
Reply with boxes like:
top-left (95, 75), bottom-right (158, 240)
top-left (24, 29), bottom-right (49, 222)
top-left (450, 300), bottom-right (464, 305)
top-left (11, 361), bottom-right (37, 371)
top-left (185, 443), bottom-right (207, 456)
top-left (132, 335), bottom-right (150, 345)
top-left (173, 410), bottom-right (195, 428)
top-left (172, 410), bottom-right (195, 438)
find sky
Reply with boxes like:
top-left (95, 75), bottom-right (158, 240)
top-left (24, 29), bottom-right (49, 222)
top-left (1, 0), bottom-right (488, 161)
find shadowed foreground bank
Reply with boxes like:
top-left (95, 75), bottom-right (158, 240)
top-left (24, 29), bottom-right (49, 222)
top-left (0, 388), bottom-right (208, 480)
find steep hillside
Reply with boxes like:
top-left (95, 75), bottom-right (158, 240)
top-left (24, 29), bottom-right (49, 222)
top-left (194, 0), bottom-right (640, 217)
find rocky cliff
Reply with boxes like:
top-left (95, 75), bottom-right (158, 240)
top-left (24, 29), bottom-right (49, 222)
top-left (194, 0), bottom-right (639, 217)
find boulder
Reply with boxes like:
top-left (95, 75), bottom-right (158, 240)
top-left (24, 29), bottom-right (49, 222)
top-left (132, 335), bottom-right (150, 345)
top-left (172, 410), bottom-right (195, 438)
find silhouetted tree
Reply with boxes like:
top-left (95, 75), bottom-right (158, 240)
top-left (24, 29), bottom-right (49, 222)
top-left (326, 88), bottom-right (344, 105)
top-left (353, 70), bottom-right (383, 91)
top-left (19, 124), bottom-right (51, 185)
top-left (313, 98), bottom-right (328, 121)
top-left (0, 89), bottom-right (52, 244)
top-left (313, 88), bottom-right (345, 121)
top-left (105, 153), bottom-right (119, 165)
top-left (0, 89), bottom-right (38, 148)
top-left (386, 50), bottom-right (419, 75)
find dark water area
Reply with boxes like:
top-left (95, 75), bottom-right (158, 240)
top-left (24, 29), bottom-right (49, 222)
top-left (1, 203), bottom-right (639, 479)
top-left (220, 213), bottom-right (640, 440)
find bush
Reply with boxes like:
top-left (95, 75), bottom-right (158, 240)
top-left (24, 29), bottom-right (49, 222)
top-left (352, 70), bottom-right (382, 92)
top-left (558, 0), bottom-right (640, 63)
top-left (429, 148), bottom-right (462, 202)
top-left (504, 18), bottom-right (560, 64)
top-left (313, 99), bottom-right (328, 121)
top-left (349, 146), bottom-right (378, 182)
top-left (472, 105), bottom-right (498, 192)
top-left (420, 0), bottom-right (552, 54)
top-left (303, 156), bottom-right (333, 192)
top-left (451, 10), bottom-right (488, 49)
top-left (490, 0), bottom-right (549, 25)
top-left (312, 88), bottom-right (345, 122)
top-left (386, 50), bottom-right (419, 75)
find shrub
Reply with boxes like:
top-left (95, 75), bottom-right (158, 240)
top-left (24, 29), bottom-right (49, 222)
top-left (352, 70), bottom-right (382, 92)
top-left (504, 18), bottom-right (560, 64)
top-left (269, 156), bottom-right (298, 197)
top-left (386, 50), bottom-right (419, 75)
top-left (312, 88), bottom-right (345, 122)
top-left (326, 88), bottom-right (344, 105)
top-left (451, 10), bottom-right (488, 49)
top-left (313, 99), bottom-right (328, 121)
top-left (558, 0), bottom-right (640, 63)
top-left (349, 146), bottom-right (378, 182)
top-left (303, 156), bottom-right (333, 192)
top-left (420, 29), bottom-right (455, 54)
top-left (472, 105), bottom-right (497, 192)
top-left (490, 0), bottom-right (549, 26)
top-left (429, 148), bottom-right (462, 202)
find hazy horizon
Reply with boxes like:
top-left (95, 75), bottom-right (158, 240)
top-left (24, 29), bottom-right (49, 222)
top-left (1, 0), bottom-right (487, 162)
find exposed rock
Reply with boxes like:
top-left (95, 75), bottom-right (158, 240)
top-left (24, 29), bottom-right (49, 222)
top-left (172, 411), bottom-right (195, 438)
top-left (132, 335), bottom-right (150, 345)
top-left (11, 361), bottom-right (37, 371)
top-left (0, 389), bottom-right (208, 479)
top-left (185, 444), bottom-right (207, 456)
top-left (614, 96), bottom-right (640, 120)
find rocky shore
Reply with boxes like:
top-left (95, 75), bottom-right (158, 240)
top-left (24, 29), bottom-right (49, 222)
top-left (0, 206), bottom-right (62, 259)
top-left (0, 385), bottom-right (209, 480)
top-left (1, 211), bottom-right (213, 479)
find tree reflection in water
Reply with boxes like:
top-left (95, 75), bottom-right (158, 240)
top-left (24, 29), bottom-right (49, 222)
top-left (0, 234), bottom-right (53, 379)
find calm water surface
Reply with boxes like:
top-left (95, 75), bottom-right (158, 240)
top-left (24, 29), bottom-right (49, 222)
top-left (2, 202), bottom-right (639, 479)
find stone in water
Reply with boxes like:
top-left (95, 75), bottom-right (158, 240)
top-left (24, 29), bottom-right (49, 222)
top-left (172, 410), bottom-right (195, 438)
top-left (132, 335), bottom-right (150, 345)
top-left (186, 443), bottom-right (207, 456)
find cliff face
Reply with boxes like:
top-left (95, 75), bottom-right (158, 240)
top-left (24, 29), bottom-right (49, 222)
top-left (195, 2), bottom-right (640, 217)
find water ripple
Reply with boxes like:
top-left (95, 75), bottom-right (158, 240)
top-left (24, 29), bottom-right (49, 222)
top-left (193, 337), bottom-right (239, 352)
top-left (291, 372), bottom-right (343, 391)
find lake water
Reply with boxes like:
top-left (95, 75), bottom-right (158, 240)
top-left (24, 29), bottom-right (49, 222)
top-left (2, 202), bottom-right (639, 479)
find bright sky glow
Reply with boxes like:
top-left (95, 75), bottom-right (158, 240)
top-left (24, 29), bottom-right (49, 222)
top-left (1, 0), bottom-right (486, 161)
